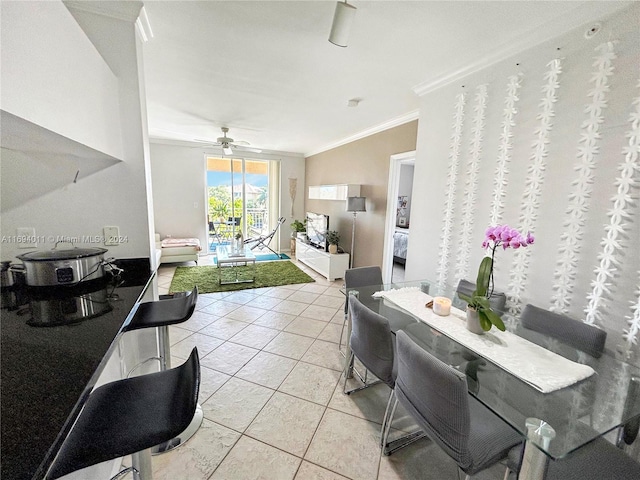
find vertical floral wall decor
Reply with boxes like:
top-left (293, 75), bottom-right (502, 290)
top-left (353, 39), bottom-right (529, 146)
top-left (551, 42), bottom-right (617, 314)
top-left (437, 92), bottom-right (466, 287)
top-left (455, 85), bottom-right (488, 281)
top-left (507, 58), bottom-right (563, 316)
top-left (623, 277), bottom-right (640, 351)
top-left (489, 74), bottom-right (523, 226)
top-left (585, 78), bottom-right (640, 326)
top-left (288, 177), bottom-right (297, 217)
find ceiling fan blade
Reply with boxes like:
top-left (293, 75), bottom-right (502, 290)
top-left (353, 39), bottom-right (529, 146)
top-left (193, 138), bottom-right (222, 146)
top-left (236, 146), bottom-right (263, 153)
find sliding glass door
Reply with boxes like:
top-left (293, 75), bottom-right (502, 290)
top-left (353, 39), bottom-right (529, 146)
top-left (206, 157), bottom-right (278, 253)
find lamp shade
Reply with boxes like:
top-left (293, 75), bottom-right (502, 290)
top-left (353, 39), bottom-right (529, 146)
top-left (329, 1), bottom-right (356, 47)
top-left (347, 196), bottom-right (366, 212)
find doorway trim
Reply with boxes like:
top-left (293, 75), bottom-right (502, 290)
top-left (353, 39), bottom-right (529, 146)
top-left (382, 150), bottom-right (415, 283)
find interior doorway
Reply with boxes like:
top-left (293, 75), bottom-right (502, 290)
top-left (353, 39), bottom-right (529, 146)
top-left (382, 151), bottom-right (415, 283)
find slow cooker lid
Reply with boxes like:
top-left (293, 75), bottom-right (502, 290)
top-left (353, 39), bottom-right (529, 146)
top-left (17, 248), bottom-right (108, 261)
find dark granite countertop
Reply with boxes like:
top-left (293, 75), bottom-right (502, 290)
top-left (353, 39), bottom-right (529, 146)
top-left (1, 258), bottom-right (154, 480)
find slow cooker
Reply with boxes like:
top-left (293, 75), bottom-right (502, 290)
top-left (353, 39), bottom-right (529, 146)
top-left (17, 247), bottom-right (108, 287)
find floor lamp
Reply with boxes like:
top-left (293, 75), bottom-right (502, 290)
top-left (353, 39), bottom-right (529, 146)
top-left (347, 196), bottom-right (366, 268)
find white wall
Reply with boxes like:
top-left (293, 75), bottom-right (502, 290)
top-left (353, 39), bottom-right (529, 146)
top-left (0, 1), bottom-right (154, 262)
top-left (0, 1), bottom-right (123, 159)
top-left (150, 143), bottom-right (207, 244)
top-left (407, 3), bottom-right (640, 359)
top-left (150, 142), bottom-right (305, 253)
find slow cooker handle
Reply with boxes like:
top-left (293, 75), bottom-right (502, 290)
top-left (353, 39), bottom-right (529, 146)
top-left (54, 240), bottom-right (77, 250)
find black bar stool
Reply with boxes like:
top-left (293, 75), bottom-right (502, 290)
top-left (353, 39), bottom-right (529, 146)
top-left (47, 347), bottom-right (200, 480)
top-left (123, 286), bottom-right (203, 454)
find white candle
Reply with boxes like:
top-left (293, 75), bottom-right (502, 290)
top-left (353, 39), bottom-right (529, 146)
top-left (433, 296), bottom-right (451, 316)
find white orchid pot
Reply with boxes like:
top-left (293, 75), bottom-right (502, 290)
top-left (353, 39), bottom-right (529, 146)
top-left (466, 308), bottom-right (485, 335)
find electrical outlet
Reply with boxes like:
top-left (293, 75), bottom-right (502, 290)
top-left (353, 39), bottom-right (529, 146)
top-left (16, 227), bottom-right (37, 248)
top-left (103, 226), bottom-right (120, 246)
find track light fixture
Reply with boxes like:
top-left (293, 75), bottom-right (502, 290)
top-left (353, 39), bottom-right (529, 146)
top-left (329, 1), bottom-right (357, 47)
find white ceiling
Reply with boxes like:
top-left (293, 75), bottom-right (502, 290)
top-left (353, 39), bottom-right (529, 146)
top-left (141, 1), bottom-right (628, 156)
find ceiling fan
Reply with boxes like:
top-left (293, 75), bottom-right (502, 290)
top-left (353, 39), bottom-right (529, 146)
top-left (194, 127), bottom-right (262, 154)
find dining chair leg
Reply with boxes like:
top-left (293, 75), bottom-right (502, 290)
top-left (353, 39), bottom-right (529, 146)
top-left (381, 396), bottom-right (399, 456)
top-left (380, 389), bottom-right (395, 446)
top-left (343, 356), bottom-right (382, 395)
top-left (380, 391), bottom-right (426, 456)
top-left (343, 352), bottom-right (355, 394)
top-left (338, 313), bottom-right (347, 351)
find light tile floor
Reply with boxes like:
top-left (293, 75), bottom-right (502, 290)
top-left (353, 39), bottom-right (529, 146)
top-left (144, 256), bottom-right (507, 480)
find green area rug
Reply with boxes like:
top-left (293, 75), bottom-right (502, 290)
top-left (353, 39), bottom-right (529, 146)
top-left (169, 260), bottom-right (315, 294)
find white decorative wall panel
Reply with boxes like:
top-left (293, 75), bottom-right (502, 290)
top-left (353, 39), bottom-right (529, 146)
top-left (623, 276), bottom-right (640, 349)
top-left (455, 85), bottom-right (488, 281)
top-left (551, 42), bottom-right (617, 314)
top-left (411, 4), bottom-right (640, 359)
top-left (585, 78), bottom-right (640, 326)
top-left (490, 74), bottom-right (523, 226)
top-left (508, 58), bottom-right (563, 315)
top-left (436, 93), bottom-right (466, 287)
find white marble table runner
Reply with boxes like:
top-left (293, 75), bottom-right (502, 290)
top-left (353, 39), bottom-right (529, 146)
top-left (373, 287), bottom-right (595, 393)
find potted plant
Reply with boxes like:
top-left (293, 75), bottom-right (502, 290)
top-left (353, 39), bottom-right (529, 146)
top-left (458, 225), bottom-right (534, 333)
top-left (290, 219), bottom-right (306, 239)
top-left (326, 230), bottom-right (340, 254)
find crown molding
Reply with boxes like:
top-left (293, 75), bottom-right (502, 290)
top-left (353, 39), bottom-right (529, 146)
top-left (304, 110), bottom-right (419, 158)
top-left (413, 1), bottom-right (631, 97)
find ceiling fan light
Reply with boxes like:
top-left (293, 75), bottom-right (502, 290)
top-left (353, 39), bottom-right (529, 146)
top-left (329, 1), bottom-right (357, 47)
top-left (222, 145), bottom-right (233, 155)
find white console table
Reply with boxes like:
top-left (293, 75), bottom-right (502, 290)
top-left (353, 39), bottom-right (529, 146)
top-left (295, 239), bottom-right (349, 281)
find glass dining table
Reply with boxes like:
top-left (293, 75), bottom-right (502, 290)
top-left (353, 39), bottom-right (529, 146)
top-left (342, 280), bottom-right (640, 480)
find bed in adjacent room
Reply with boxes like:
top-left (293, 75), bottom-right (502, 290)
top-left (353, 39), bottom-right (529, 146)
top-left (393, 228), bottom-right (409, 265)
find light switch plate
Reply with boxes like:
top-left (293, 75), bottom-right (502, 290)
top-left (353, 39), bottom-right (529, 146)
top-left (103, 226), bottom-right (120, 246)
top-left (17, 227), bottom-right (36, 248)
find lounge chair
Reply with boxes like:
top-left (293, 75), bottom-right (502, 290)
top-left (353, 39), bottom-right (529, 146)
top-left (244, 216), bottom-right (286, 258)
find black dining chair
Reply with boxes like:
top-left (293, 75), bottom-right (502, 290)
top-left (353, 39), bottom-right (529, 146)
top-left (520, 303), bottom-right (607, 358)
top-left (47, 348), bottom-right (200, 480)
top-left (339, 266), bottom-right (383, 350)
top-left (383, 331), bottom-right (522, 479)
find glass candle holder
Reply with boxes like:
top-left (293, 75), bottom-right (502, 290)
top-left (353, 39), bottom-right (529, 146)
top-left (433, 296), bottom-right (452, 316)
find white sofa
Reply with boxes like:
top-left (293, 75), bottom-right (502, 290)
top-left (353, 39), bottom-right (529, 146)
top-left (155, 234), bottom-right (200, 265)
